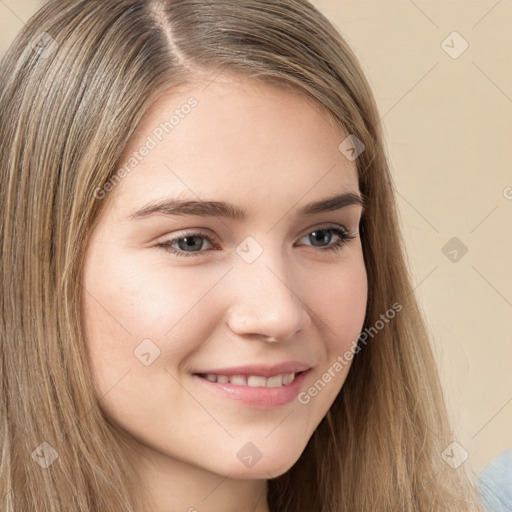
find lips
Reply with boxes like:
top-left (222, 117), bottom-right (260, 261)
top-left (191, 362), bottom-right (313, 408)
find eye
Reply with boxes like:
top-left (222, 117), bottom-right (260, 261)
top-left (157, 225), bottom-right (358, 259)
top-left (296, 226), bottom-right (357, 254)
top-left (157, 230), bottom-right (216, 258)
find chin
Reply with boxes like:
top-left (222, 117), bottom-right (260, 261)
top-left (225, 445), bottom-right (305, 480)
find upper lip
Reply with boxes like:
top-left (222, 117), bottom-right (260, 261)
top-left (193, 361), bottom-right (312, 378)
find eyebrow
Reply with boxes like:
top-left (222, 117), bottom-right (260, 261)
top-left (126, 191), bottom-right (365, 222)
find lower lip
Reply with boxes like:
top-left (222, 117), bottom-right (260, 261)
top-left (192, 370), bottom-right (311, 409)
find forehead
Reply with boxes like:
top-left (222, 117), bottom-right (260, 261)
top-left (108, 74), bottom-right (359, 213)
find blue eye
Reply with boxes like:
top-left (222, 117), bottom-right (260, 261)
top-left (157, 226), bottom-right (357, 259)
top-left (158, 231), bottom-right (215, 257)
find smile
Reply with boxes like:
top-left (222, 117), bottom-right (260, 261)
top-left (197, 372), bottom-right (297, 387)
top-left (193, 370), bottom-right (310, 408)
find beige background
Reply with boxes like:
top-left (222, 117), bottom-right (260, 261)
top-left (1, 0), bottom-right (510, 475)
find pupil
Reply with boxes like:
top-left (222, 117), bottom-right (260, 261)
top-left (180, 236), bottom-right (202, 251)
top-left (311, 230), bottom-right (330, 246)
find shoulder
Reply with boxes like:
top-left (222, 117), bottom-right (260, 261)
top-left (477, 448), bottom-right (512, 512)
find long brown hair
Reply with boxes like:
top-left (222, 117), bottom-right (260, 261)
top-left (0, 1), bottom-right (483, 510)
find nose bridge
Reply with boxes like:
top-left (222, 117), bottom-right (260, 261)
top-left (225, 237), bottom-right (310, 340)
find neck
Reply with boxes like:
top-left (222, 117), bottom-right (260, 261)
top-left (132, 447), bottom-right (271, 512)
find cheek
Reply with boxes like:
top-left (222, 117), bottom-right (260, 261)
top-left (80, 249), bottom-right (223, 393)
top-left (298, 253), bottom-right (367, 412)
top-left (308, 252), bottom-right (368, 350)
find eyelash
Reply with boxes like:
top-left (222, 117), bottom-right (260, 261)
top-left (156, 225), bottom-right (358, 259)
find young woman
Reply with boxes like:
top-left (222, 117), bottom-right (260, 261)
top-left (0, 1), bottom-right (485, 511)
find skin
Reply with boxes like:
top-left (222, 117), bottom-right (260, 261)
top-left (81, 72), bottom-right (368, 512)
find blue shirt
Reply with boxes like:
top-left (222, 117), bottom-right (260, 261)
top-left (477, 448), bottom-right (512, 512)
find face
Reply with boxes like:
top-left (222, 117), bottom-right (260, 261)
top-left (81, 73), bottom-right (368, 483)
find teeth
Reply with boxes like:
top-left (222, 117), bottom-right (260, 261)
top-left (247, 375), bottom-right (267, 387)
top-left (202, 372), bottom-right (296, 387)
top-left (282, 372), bottom-right (295, 385)
top-left (230, 375), bottom-right (247, 386)
top-left (266, 375), bottom-right (284, 387)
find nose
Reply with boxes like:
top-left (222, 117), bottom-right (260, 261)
top-left (225, 250), bottom-right (311, 343)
